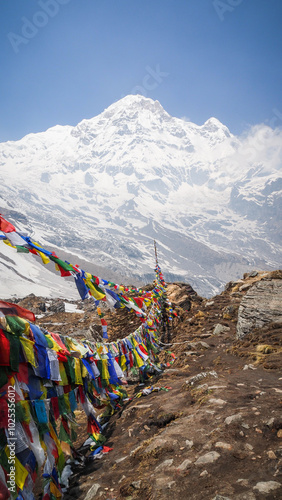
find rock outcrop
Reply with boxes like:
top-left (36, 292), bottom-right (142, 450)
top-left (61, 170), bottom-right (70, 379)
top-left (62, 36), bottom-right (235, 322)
top-left (237, 277), bottom-right (282, 338)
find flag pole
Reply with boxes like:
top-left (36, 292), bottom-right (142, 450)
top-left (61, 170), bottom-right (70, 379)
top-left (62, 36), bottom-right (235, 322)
top-left (154, 239), bottom-right (158, 266)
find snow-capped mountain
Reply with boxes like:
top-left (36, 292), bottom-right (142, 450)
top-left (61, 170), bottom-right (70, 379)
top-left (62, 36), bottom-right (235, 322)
top-left (0, 95), bottom-right (281, 298)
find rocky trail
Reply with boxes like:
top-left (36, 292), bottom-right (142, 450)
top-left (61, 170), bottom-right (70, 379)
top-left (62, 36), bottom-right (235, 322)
top-left (16, 270), bottom-right (282, 500)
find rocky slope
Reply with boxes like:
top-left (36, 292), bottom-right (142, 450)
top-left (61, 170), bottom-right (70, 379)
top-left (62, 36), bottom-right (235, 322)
top-left (15, 270), bottom-right (282, 499)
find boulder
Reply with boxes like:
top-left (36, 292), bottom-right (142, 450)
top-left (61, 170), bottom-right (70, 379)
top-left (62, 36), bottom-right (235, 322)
top-left (195, 451), bottom-right (220, 465)
top-left (236, 279), bottom-right (282, 338)
top-left (49, 300), bottom-right (65, 313)
top-left (253, 481), bottom-right (281, 494)
top-left (213, 324), bottom-right (230, 335)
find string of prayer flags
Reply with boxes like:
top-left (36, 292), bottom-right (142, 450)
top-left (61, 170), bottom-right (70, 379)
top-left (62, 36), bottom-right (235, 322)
top-left (0, 214), bottom-right (174, 499)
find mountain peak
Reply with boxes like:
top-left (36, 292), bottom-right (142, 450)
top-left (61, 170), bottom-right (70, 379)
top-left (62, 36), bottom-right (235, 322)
top-left (202, 117), bottom-right (231, 137)
top-left (102, 94), bottom-right (170, 118)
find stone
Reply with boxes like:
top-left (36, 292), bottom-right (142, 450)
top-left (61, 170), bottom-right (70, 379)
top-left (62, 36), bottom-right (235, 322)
top-left (215, 442), bottom-right (232, 450)
top-left (267, 450), bottom-right (277, 459)
top-left (155, 477), bottom-right (175, 489)
top-left (265, 417), bottom-right (275, 427)
top-left (115, 456), bottom-right (128, 463)
top-left (49, 300), bottom-right (65, 313)
top-left (277, 429), bottom-right (282, 438)
top-left (154, 459), bottom-right (174, 472)
top-left (177, 459), bottom-right (192, 471)
top-left (185, 439), bottom-right (194, 449)
top-left (236, 479), bottom-right (249, 487)
top-left (84, 483), bottom-right (101, 500)
top-left (253, 481), bottom-right (281, 494)
top-left (186, 371), bottom-right (218, 386)
top-left (205, 301), bottom-right (214, 307)
top-left (234, 493), bottom-right (256, 500)
top-left (243, 364), bottom-right (256, 370)
top-left (209, 398), bottom-right (227, 406)
top-left (225, 413), bottom-right (242, 425)
top-left (239, 283), bottom-right (252, 292)
top-left (131, 480), bottom-right (141, 489)
top-left (195, 451), bottom-right (220, 465)
top-left (237, 279), bottom-right (282, 338)
top-left (213, 324), bottom-right (230, 335)
top-left (200, 470), bottom-right (208, 477)
top-left (167, 481), bottom-right (176, 489)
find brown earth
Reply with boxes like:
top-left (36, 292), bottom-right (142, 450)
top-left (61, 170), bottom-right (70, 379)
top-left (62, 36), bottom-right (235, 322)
top-left (17, 271), bottom-right (282, 500)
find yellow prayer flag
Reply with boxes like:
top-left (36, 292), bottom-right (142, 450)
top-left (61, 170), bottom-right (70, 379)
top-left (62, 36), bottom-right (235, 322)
top-left (59, 362), bottom-right (68, 386)
top-left (120, 355), bottom-right (127, 372)
top-left (134, 349), bottom-right (144, 368)
top-left (85, 277), bottom-right (105, 300)
top-left (50, 481), bottom-right (63, 498)
top-left (101, 359), bottom-right (110, 385)
top-left (3, 239), bottom-right (15, 248)
top-left (74, 358), bottom-right (83, 385)
top-left (64, 394), bottom-right (71, 413)
top-left (15, 456), bottom-right (28, 490)
top-left (20, 337), bottom-right (37, 367)
top-left (4, 448), bottom-right (28, 490)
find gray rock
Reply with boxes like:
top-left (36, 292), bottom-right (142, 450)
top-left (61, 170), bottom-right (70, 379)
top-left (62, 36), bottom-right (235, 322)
top-left (84, 483), bottom-right (101, 500)
top-left (243, 364), bottom-right (256, 370)
top-left (186, 371), bottom-right (218, 386)
top-left (185, 439), bottom-right (194, 449)
top-left (49, 300), bottom-right (65, 313)
top-left (225, 413), bottom-right (242, 425)
top-left (215, 441), bottom-right (232, 450)
top-left (115, 456), bottom-right (128, 463)
top-left (195, 451), bottom-right (220, 465)
top-left (155, 458), bottom-right (174, 472)
top-left (239, 283), bottom-right (252, 292)
top-left (234, 494), bottom-right (256, 500)
top-left (209, 398), bottom-right (227, 406)
top-left (236, 479), bottom-right (249, 487)
top-left (131, 480), bottom-right (141, 489)
top-left (200, 470), bottom-right (208, 477)
top-left (213, 324), bottom-right (230, 335)
top-left (265, 417), bottom-right (275, 427)
top-left (177, 458), bottom-right (192, 471)
top-left (237, 279), bottom-right (282, 338)
top-left (205, 300), bottom-right (214, 307)
top-left (253, 481), bottom-right (281, 493)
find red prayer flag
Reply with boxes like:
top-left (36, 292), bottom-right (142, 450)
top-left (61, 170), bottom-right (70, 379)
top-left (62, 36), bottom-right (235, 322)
top-left (57, 265), bottom-right (72, 277)
top-left (0, 301), bottom-right (35, 322)
top-left (0, 398), bottom-right (8, 428)
top-left (0, 329), bottom-right (10, 366)
top-left (133, 297), bottom-right (144, 309)
top-left (17, 363), bottom-right (29, 384)
top-left (0, 215), bottom-right (16, 233)
top-left (51, 397), bottom-right (60, 420)
top-left (102, 446), bottom-right (113, 453)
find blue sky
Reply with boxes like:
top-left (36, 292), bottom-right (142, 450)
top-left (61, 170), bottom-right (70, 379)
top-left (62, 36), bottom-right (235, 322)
top-left (0, 0), bottom-right (282, 142)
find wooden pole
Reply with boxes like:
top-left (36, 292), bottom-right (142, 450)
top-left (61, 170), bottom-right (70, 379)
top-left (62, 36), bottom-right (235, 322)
top-left (154, 239), bottom-right (158, 266)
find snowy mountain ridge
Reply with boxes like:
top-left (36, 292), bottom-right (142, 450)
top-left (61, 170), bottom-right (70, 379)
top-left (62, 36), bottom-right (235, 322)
top-left (0, 95), bottom-right (281, 297)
